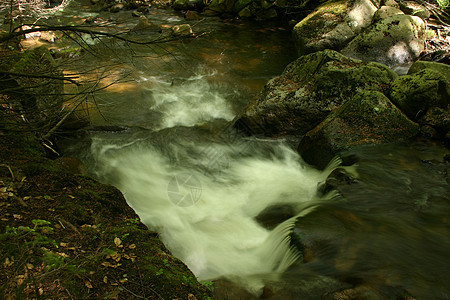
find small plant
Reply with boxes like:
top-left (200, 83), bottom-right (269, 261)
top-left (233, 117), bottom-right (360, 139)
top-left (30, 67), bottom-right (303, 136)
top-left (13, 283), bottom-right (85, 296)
top-left (437, 0), bottom-right (449, 9)
top-left (201, 281), bottom-right (215, 292)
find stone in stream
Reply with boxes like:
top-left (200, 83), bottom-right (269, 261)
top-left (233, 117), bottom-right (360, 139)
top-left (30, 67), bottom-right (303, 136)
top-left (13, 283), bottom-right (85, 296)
top-left (292, 0), bottom-right (379, 56)
top-left (298, 91), bottom-right (419, 168)
top-left (237, 49), bottom-right (397, 137)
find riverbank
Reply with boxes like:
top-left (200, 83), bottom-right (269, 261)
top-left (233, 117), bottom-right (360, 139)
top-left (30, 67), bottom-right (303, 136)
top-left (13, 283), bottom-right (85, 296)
top-left (0, 125), bottom-right (212, 298)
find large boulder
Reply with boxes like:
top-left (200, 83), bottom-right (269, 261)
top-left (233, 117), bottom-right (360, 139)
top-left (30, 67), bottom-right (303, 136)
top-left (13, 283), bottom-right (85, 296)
top-left (341, 14), bottom-right (426, 73)
top-left (292, 0), bottom-right (378, 56)
top-left (298, 91), bottom-right (419, 168)
top-left (388, 69), bottom-right (449, 120)
top-left (237, 50), bottom-right (397, 136)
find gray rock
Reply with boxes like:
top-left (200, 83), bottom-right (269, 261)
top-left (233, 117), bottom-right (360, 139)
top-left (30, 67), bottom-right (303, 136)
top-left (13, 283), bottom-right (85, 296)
top-left (292, 0), bottom-right (378, 56)
top-left (298, 91), bottom-right (419, 168)
top-left (237, 50), bottom-right (397, 137)
top-left (341, 14), bottom-right (425, 71)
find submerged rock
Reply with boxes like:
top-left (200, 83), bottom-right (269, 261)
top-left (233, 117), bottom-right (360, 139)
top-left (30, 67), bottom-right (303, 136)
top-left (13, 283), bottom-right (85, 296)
top-left (298, 91), bottom-right (419, 168)
top-left (292, 0), bottom-right (378, 56)
top-left (237, 50), bottom-right (397, 137)
top-left (170, 24), bottom-right (193, 36)
top-left (132, 15), bottom-right (160, 31)
top-left (389, 69), bottom-right (449, 120)
top-left (341, 14), bottom-right (426, 71)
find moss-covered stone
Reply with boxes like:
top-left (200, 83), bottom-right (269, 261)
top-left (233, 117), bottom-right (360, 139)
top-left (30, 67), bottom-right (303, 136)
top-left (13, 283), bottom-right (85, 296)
top-left (298, 91), bottom-right (419, 168)
top-left (341, 14), bottom-right (425, 70)
top-left (292, 0), bottom-right (377, 56)
top-left (419, 107), bottom-right (450, 135)
top-left (10, 46), bottom-right (63, 121)
top-left (408, 60), bottom-right (450, 95)
top-left (389, 69), bottom-right (449, 120)
top-left (237, 49), bottom-right (397, 137)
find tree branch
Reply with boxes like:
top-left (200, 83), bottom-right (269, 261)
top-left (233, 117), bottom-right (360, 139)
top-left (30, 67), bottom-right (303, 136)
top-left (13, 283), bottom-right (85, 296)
top-left (0, 71), bottom-right (80, 85)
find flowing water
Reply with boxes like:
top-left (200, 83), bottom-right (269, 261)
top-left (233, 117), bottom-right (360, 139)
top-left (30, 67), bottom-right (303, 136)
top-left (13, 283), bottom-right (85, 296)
top-left (58, 2), bottom-right (450, 299)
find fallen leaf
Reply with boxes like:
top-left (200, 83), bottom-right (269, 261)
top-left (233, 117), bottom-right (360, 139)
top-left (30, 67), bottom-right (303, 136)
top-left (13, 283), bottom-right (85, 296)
top-left (128, 244), bottom-right (136, 249)
top-left (22, 196), bottom-right (31, 201)
top-left (26, 263), bottom-right (33, 270)
top-left (103, 276), bottom-right (108, 284)
top-left (4, 257), bottom-right (13, 267)
top-left (102, 261), bottom-right (112, 267)
top-left (114, 237), bottom-right (122, 248)
top-left (84, 281), bottom-right (93, 289)
top-left (60, 242), bottom-right (68, 247)
top-left (188, 294), bottom-right (198, 300)
top-left (111, 253), bottom-right (121, 262)
top-left (119, 278), bottom-right (128, 284)
top-left (13, 214), bottom-right (22, 219)
top-left (67, 195), bottom-right (75, 199)
top-left (56, 252), bottom-right (69, 258)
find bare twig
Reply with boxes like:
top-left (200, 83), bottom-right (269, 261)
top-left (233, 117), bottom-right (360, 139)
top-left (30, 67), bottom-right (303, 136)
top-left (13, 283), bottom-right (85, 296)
top-left (0, 71), bottom-right (80, 85)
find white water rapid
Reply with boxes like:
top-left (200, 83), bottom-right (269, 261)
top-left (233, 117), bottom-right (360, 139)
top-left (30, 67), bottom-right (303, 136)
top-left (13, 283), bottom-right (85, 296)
top-left (89, 127), bottom-right (340, 293)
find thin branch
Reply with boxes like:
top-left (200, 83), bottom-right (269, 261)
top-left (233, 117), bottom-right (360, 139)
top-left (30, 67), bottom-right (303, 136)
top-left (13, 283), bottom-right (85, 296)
top-left (0, 24), bottom-right (191, 44)
top-left (0, 71), bottom-right (80, 85)
top-left (41, 95), bottom-right (87, 140)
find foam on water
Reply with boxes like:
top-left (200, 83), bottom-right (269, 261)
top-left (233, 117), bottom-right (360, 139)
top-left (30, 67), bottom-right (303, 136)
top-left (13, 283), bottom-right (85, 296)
top-left (90, 138), bottom-right (337, 293)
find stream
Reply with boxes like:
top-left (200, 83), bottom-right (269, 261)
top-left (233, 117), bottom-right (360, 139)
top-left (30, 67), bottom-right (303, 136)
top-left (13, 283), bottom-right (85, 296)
top-left (56, 1), bottom-right (450, 299)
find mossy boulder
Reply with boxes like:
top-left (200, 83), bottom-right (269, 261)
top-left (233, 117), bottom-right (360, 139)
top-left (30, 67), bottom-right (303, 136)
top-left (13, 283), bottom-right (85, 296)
top-left (389, 69), bottom-right (449, 120)
top-left (237, 49), bottom-right (397, 137)
top-left (341, 14), bottom-right (425, 72)
top-left (298, 91), bottom-right (419, 168)
top-left (292, 0), bottom-right (378, 56)
top-left (419, 107), bottom-right (450, 136)
top-left (408, 60), bottom-right (450, 94)
top-left (9, 46), bottom-right (63, 121)
top-left (372, 5), bottom-right (404, 23)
